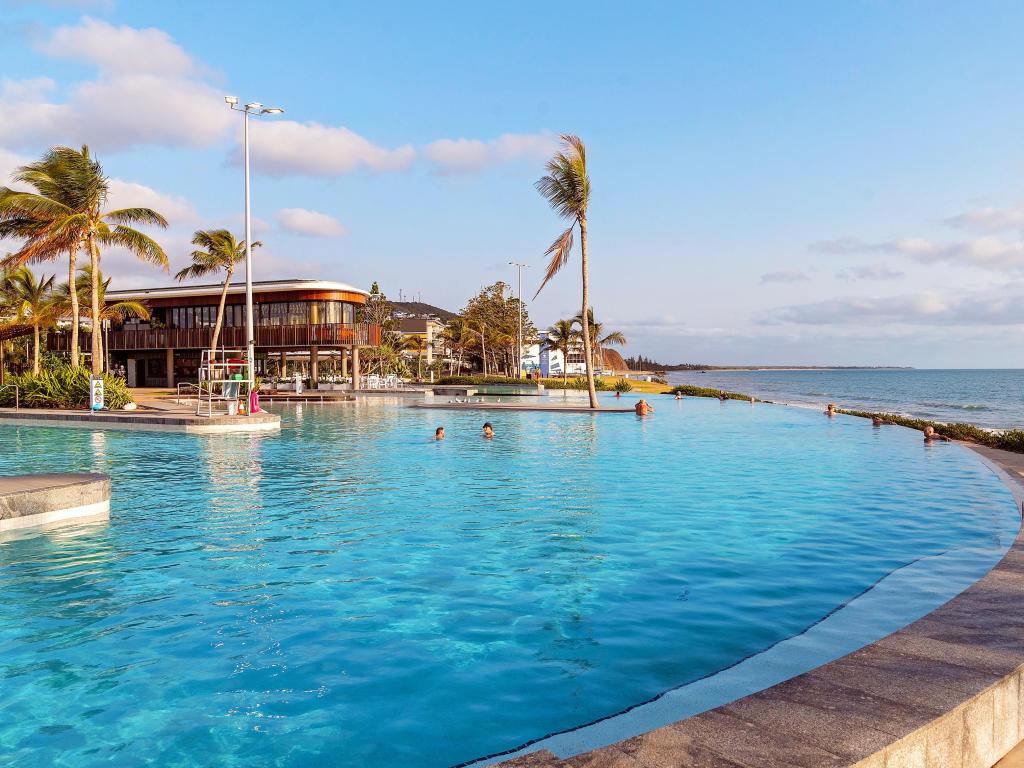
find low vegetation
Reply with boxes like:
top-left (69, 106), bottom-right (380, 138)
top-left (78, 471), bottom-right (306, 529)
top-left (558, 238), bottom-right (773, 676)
top-left (670, 384), bottom-right (757, 401)
top-left (0, 365), bottom-right (133, 410)
top-left (837, 408), bottom-right (1024, 453)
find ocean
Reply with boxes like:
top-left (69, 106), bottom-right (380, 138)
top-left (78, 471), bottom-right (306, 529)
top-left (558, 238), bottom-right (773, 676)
top-left (665, 369), bottom-right (1024, 430)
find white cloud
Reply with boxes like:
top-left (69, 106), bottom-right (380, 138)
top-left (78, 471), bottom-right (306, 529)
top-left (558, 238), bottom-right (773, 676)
top-left (39, 17), bottom-right (195, 77)
top-left (759, 269), bottom-right (808, 284)
top-left (107, 178), bottom-right (198, 225)
top-left (0, 146), bottom-right (30, 188)
top-left (763, 285), bottom-right (1024, 327)
top-left (425, 132), bottom-right (558, 174)
top-left (944, 203), bottom-right (1024, 232)
top-left (835, 263), bottom-right (905, 281)
top-left (244, 121), bottom-right (415, 177)
top-left (275, 207), bottom-right (347, 237)
top-left (0, 20), bottom-right (230, 152)
top-left (812, 234), bottom-right (1024, 271)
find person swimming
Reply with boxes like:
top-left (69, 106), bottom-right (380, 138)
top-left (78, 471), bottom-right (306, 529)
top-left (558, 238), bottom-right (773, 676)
top-left (872, 415), bottom-right (884, 427)
top-left (482, 422), bottom-right (494, 439)
top-left (675, 392), bottom-right (683, 400)
top-left (635, 399), bottom-right (654, 416)
top-left (435, 426), bottom-right (445, 440)
top-left (923, 425), bottom-right (948, 442)
top-left (825, 403), bottom-right (836, 417)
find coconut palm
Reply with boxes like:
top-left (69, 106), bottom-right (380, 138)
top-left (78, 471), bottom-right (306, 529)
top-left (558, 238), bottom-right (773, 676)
top-left (574, 309), bottom-right (626, 371)
top-left (0, 146), bottom-right (168, 374)
top-left (4, 267), bottom-right (56, 375)
top-left (400, 333), bottom-right (428, 379)
top-left (175, 229), bottom-right (258, 356)
top-left (535, 135), bottom-right (598, 407)
top-left (0, 149), bottom-right (91, 367)
top-left (541, 318), bottom-right (580, 381)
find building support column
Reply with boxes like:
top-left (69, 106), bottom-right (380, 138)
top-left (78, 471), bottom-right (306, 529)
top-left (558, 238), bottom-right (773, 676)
top-left (352, 347), bottom-right (360, 390)
top-left (166, 348), bottom-right (175, 388)
top-left (341, 349), bottom-right (349, 378)
top-left (310, 345), bottom-right (319, 385)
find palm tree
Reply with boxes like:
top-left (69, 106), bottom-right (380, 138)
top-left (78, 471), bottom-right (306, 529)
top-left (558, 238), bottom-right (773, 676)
top-left (541, 318), bottom-right (579, 381)
top-left (4, 267), bottom-right (55, 375)
top-left (440, 317), bottom-right (469, 375)
top-left (0, 146), bottom-right (168, 375)
top-left (535, 135), bottom-right (598, 408)
top-left (0, 149), bottom-right (89, 367)
top-left (175, 229), bottom-right (258, 356)
top-left (400, 333), bottom-right (428, 379)
top-left (574, 309), bottom-right (626, 372)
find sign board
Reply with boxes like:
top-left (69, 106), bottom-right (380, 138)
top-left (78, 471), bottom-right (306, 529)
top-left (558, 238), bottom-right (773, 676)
top-left (90, 375), bottom-right (104, 411)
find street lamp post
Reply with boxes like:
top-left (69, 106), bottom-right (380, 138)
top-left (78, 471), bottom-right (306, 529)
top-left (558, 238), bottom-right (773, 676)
top-left (508, 261), bottom-right (528, 378)
top-left (225, 96), bottom-right (284, 392)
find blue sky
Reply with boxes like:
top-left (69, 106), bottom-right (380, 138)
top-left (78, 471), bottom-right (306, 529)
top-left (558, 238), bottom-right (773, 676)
top-left (2, 1), bottom-right (1023, 367)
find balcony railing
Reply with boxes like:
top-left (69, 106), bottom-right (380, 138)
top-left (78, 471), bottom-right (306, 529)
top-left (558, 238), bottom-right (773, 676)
top-left (48, 323), bottom-right (381, 352)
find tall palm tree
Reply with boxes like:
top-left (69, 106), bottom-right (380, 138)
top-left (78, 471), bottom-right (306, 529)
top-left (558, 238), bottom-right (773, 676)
top-left (574, 309), bottom-right (626, 371)
top-left (0, 149), bottom-right (89, 367)
top-left (541, 318), bottom-right (579, 381)
top-left (0, 146), bottom-right (168, 375)
top-left (535, 135), bottom-right (598, 408)
top-left (4, 267), bottom-right (55, 375)
top-left (175, 229), bottom-right (258, 356)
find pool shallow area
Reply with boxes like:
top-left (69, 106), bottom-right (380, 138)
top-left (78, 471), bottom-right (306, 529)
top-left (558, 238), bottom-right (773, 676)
top-left (0, 396), bottom-right (1017, 768)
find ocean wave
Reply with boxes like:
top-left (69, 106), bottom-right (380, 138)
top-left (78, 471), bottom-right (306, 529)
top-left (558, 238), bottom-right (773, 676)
top-left (920, 402), bottom-right (991, 411)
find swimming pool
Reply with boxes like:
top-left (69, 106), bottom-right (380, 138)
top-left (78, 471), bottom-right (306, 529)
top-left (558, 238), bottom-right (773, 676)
top-left (0, 396), bottom-right (1017, 767)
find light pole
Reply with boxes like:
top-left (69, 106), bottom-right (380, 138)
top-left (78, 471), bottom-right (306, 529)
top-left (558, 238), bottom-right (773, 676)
top-left (225, 96), bottom-right (284, 392)
top-left (508, 261), bottom-right (528, 378)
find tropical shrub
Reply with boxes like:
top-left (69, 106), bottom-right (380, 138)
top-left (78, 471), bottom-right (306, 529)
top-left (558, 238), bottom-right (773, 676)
top-left (0, 366), bottom-right (133, 410)
top-left (837, 408), bottom-right (1024, 454)
top-left (670, 384), bottom-right (755, 401)
top-left (613, 378), bottom-right (633, 393)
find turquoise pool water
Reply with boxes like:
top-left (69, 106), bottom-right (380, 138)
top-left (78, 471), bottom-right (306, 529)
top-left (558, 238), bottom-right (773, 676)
top-left (0, 396), bottom-right (1017, 767)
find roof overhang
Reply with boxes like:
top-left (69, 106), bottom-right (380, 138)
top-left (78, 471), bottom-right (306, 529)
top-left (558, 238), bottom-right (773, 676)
top-left (106, 279), bottom-right (370, 302)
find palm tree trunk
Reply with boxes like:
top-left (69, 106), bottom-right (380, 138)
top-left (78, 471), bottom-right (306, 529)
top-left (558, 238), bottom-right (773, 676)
top-left (88, 233), bottom-right (102, 375)
top-left (32, 322), bottom-right (40, 375)
top-left (68, 244), bottom-right (80, 369)
top-left (578, 217), bottom-right (599, 408)
top-left (211, 268), bottom-right (232, 355)
top-left (0, 341), bottom-right (5, 385)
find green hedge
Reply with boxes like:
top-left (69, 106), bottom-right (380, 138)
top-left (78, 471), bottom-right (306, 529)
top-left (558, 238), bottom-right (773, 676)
top-left (837, 408), bottom-right (1024, 453)
top-left (669, 384), bottom-right (757, 402)
top-left (0, 366), bottom-right (134, 410)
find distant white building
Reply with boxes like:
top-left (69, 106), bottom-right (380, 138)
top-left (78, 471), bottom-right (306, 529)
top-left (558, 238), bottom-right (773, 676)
top-left (534, 333), bottom-right (590, 377)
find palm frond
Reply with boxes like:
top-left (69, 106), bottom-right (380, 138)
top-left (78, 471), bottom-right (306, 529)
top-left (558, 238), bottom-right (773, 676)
top-left (99, 226), bottom-right (170, 270)
top-left (103, 207), bottom-right (168, 228)
top-left (533, 224), bottom-right (575, 299)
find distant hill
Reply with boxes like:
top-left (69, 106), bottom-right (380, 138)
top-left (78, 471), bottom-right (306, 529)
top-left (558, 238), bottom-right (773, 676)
top-left (391, 301), bottom-right (457, 322)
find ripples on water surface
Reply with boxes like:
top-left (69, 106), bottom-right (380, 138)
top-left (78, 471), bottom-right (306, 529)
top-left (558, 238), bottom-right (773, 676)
top-left (667, 368), bottom-right (1024, 429)
top-left (0, 396), bottom-right (1017, 767)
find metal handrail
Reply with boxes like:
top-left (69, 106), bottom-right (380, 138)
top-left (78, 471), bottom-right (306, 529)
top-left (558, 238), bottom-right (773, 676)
top-left (0, 383), bottom-right (19, 409)
top-left (175, 382), bottom-right (200, 405)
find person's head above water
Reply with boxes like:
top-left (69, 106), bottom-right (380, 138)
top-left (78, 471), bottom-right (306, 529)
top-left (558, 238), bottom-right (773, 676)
top-left (482, 422), bottom-right (494, 438)
top-left (435, 426), bottom-right (445, 440)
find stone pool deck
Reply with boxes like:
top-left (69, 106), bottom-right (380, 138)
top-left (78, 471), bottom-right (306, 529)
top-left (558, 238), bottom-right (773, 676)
top-left (0, 406), bottom-right (280, 433)
top-left (411, 402), bottom-right (636, 414)
top-left (0, 473), bottom-right (110, 532)
top-left (494, 443), bottom-right (1024, 768)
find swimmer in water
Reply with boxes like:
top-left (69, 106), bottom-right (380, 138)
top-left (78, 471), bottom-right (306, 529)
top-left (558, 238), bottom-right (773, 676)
top-left (435, 426), bottom-right (445, 440)
top-left (482, 422), bottom-right (494, 439)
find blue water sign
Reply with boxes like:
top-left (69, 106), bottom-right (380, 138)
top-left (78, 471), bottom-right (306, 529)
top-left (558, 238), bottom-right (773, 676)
top-left (90, 376), bottom-right (104, 411)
